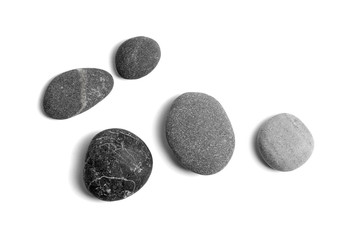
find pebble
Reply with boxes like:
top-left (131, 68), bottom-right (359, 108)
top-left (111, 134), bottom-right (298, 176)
top-left (43, 68), bottom-right (113, 119)
top-left (256, 113), bottom-right (314, 171)
top-left (83, 128), bottom-right (153, 201)
top-left (166, 92), bottom-right (235, 175)
top-left (115, 36), bottom-right (161, 79)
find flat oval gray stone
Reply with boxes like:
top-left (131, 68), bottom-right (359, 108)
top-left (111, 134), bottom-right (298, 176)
top-left (256, 113), bottom-right (314, 171)
top-left (83, 128), bottom-right (153, 201)
top-left (43, 68), bottom-right (113, 119)
top-left (166, 92), bottom-right (235, 175)
top-left (115, 36), bottom-right (161, 79)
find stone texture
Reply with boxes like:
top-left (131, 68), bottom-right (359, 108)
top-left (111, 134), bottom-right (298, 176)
top-left (83, 129), bottom-right (153, 201)
top-left (43, 68), bottom-right (113, 119)
top-left (256, 113), bottom-right (314, 171)
top-left (166, 92), bottom-right (235, 175)
top-left (115, 36), bottom-right (161, 79)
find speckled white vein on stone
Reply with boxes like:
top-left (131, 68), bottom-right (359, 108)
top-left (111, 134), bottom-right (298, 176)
top-left (76, 68), bottom-right (88, 115)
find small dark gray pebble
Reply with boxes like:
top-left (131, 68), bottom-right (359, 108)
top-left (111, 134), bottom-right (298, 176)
top-left (166, 92), bottom-right (235, 175)
top-left (256, 113), bottom-right (314, 171)
top-left (115, 36), bottom-right (161, 79)
top-left (83, 128), bottom-right (153, 201)
top-left (43, 68), bottom-right (113, 119)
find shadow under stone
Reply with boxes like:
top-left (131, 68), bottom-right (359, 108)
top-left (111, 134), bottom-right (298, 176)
top-left (110, 39), bottom-right (127, 79)
top-left (251, 116), bottom-right (274, 170)
top-left (72, 131), bottom-right (98, 200)
top-left (156, 95), bottom-right (194, 174)
top-left (38, 74), bottom-right (57, 119)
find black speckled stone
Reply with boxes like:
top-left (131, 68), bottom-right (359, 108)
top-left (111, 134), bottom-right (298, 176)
top-left (257, 113), bottom-right (314, 171)
top-left (166, 92), bottom-right (235, 175)
top-left (43, 68), bottom-right (113, 119)
top-left (83, 129), bottom-right (153, 201)
top-left (115, 36), bottom-right (161, 79)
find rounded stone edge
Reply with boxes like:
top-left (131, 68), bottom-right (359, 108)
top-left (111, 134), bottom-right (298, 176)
top-left (256, 113), bottom-right (314, 171)
top-left (42, 68), bottom-right (78, 120)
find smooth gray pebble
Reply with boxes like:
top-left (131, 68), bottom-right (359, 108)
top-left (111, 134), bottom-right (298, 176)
top-left (166, 92), bottom-right (235, 175)
top-left (43, 68), bottom-right (113, 119)
top-left (257, 113), bottom-right (314, 171)
top-left (115, 36), bottom-right (161, 79)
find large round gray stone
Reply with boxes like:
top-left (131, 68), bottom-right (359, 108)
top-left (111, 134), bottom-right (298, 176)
top-left (256, 113), bottom-right (314, 171)
top-left (115, 36), bottom-right (161, 79)
top-left (166, 92), bottom-right (235, 175)
top-left (83, 128), bottom-right (153, 201)
top-left (43, 68), bottom-right (113, 119)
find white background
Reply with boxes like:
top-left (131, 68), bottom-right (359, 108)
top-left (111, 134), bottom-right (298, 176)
top-left (1, 0), bottom-right (359, 239)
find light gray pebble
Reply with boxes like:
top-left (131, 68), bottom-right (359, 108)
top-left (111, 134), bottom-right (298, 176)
top-left (166, 92), bottom-right (235, 175)
top-left (256, 113), bottom-right (314, 171)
